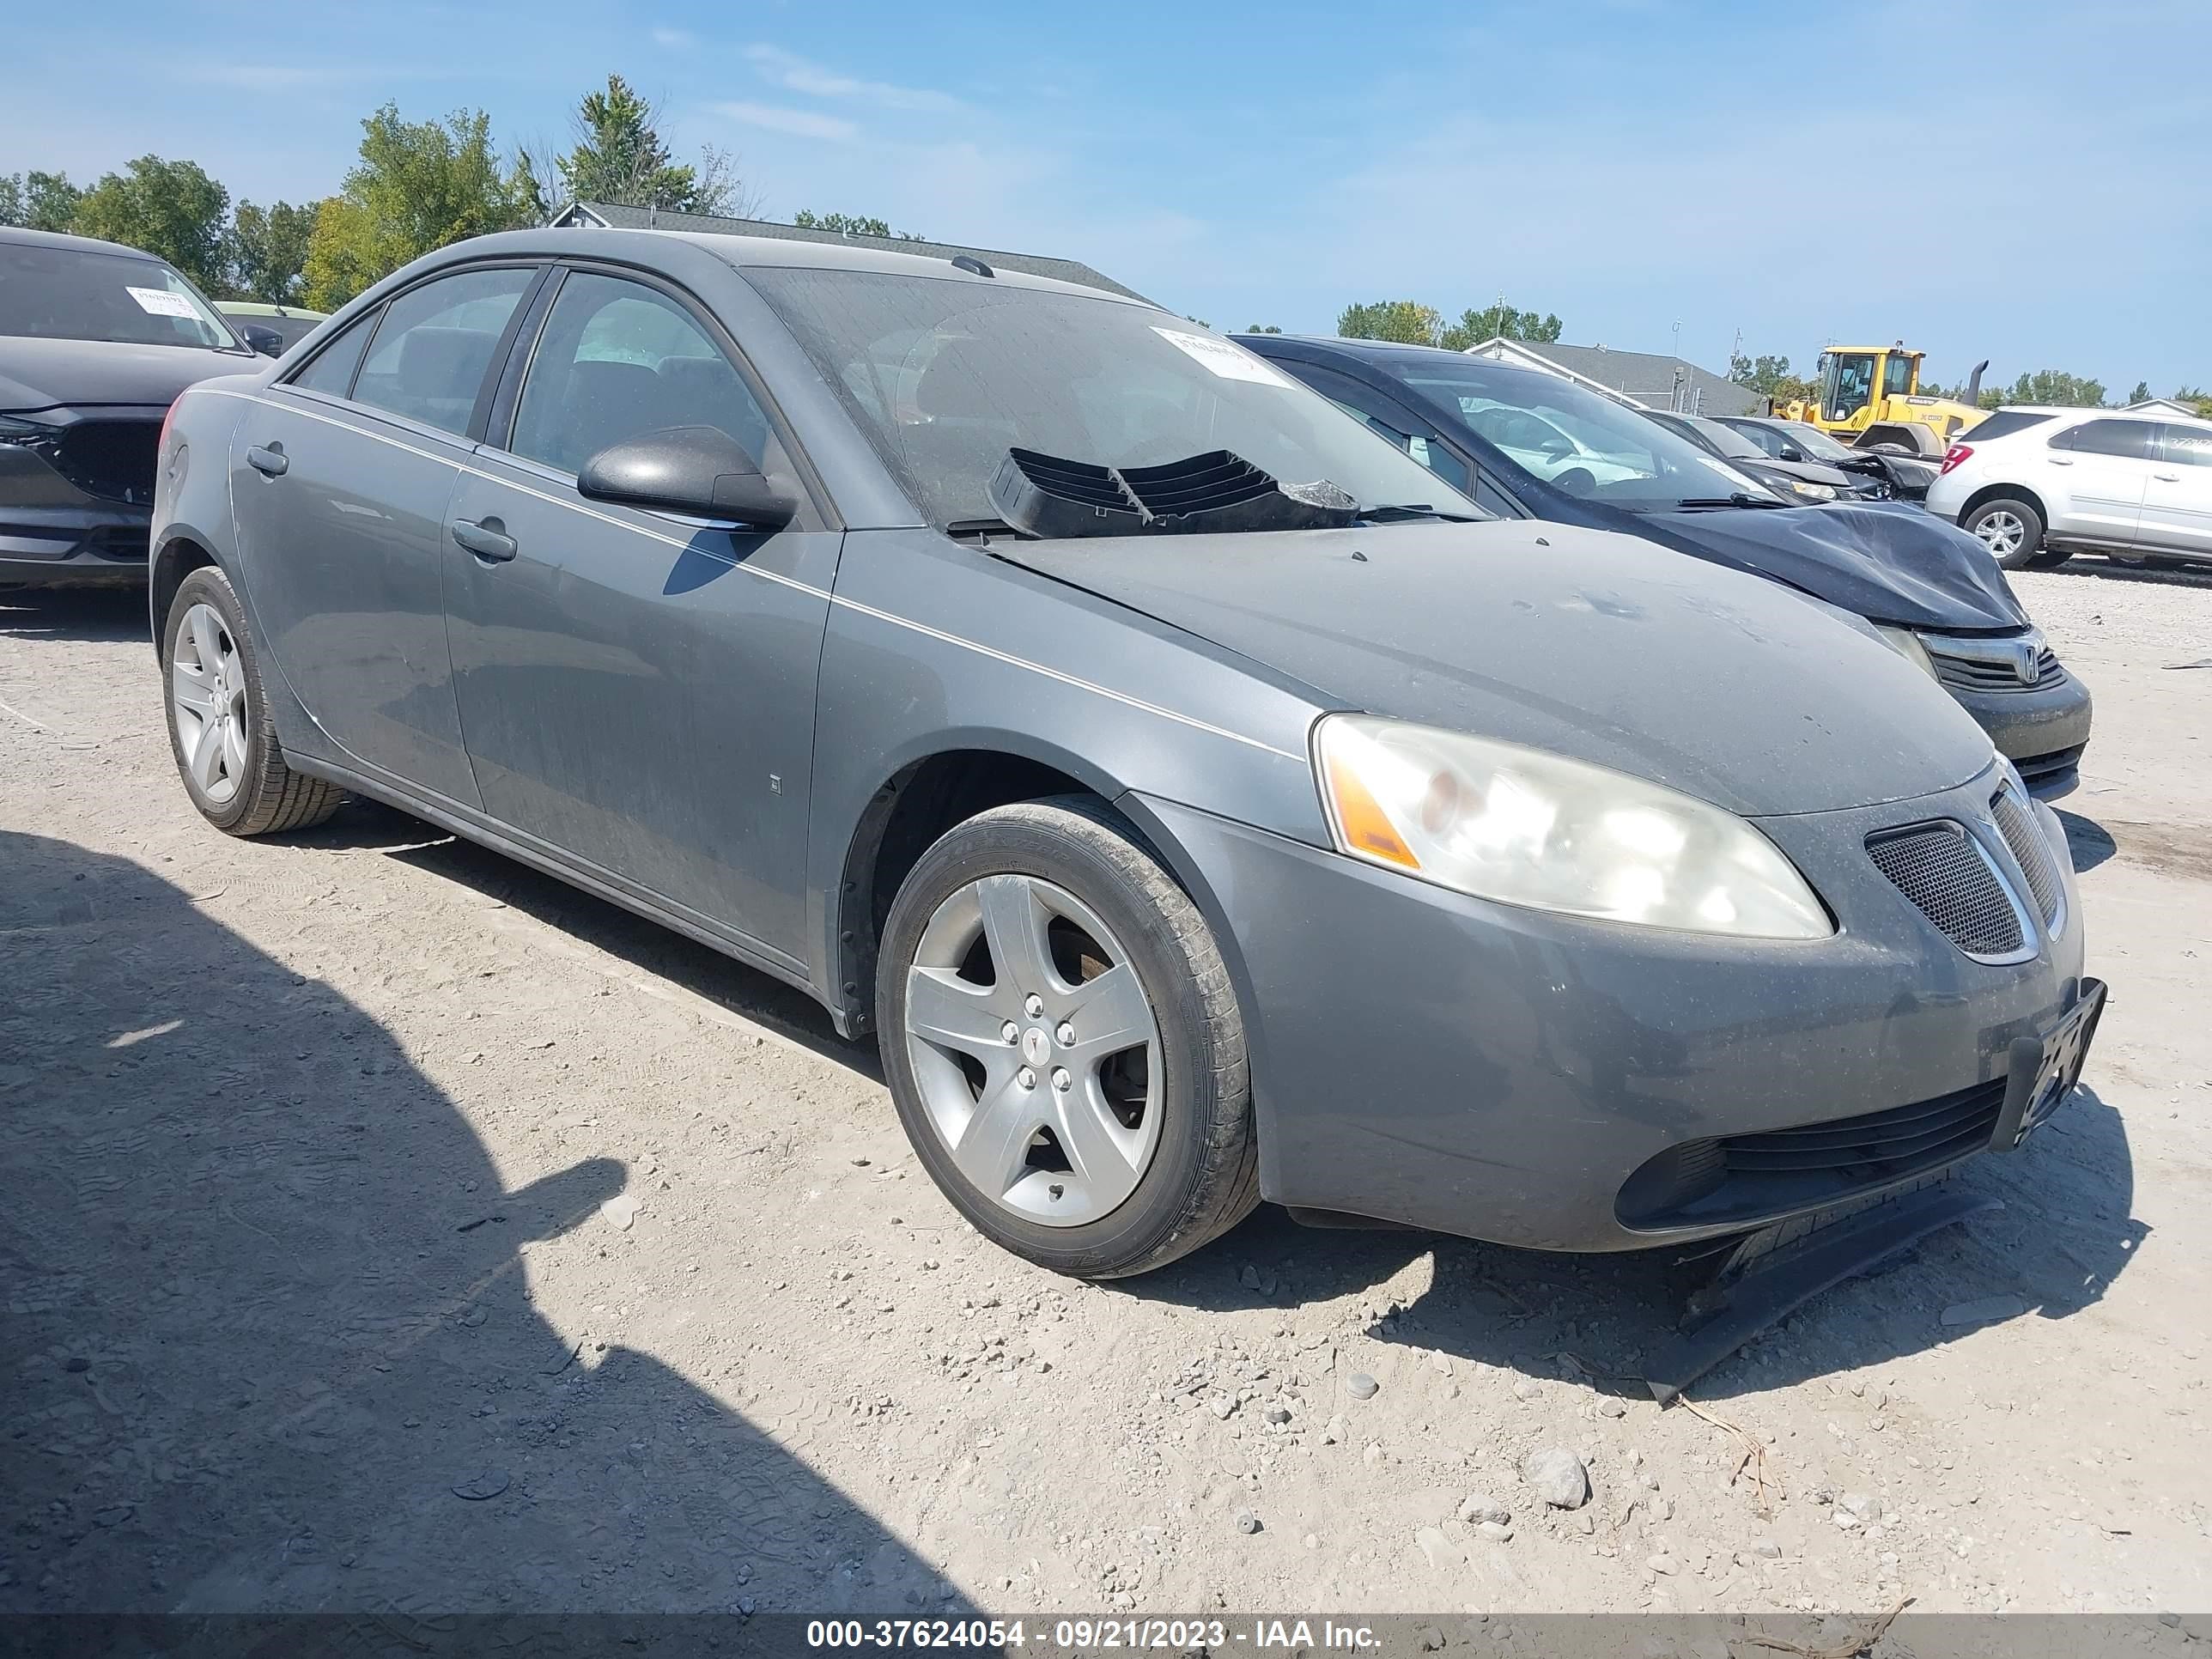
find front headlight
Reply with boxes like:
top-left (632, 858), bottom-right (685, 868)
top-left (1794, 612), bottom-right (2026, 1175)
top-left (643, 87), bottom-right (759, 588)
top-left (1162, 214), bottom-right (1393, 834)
top-left (1788, 480), bottom-right (1838, 501)
top-left (0, 413), bottom-right (60, 446)
top-left (1314, 715), bottom-right (1833, 939)
top-left (1875, 625), bottom-right (1937, 678)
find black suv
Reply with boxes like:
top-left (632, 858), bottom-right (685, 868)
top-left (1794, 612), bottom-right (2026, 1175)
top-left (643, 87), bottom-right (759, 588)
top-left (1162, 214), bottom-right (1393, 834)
top-left (2, 227), bottom-right (255, 587)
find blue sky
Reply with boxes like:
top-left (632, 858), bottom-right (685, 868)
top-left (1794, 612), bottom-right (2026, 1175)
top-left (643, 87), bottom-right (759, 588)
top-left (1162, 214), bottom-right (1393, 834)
top-left (8, 0), bottom-right (2208, 392)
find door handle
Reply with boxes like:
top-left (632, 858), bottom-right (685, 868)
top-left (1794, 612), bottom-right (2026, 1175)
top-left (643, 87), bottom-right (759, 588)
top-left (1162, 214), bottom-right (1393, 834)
top-left (450, 517), bottom-right (518, 562)
top-left (2045, 457), bottom-right (2073, 466)
top-left (2153, 471), bottom-right (2181, 482)
top-left (246, 443), bottom-right (288, 477)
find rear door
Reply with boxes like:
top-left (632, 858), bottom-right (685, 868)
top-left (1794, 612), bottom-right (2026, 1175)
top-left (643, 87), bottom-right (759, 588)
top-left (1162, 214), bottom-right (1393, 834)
top-left (2041, 417), bottom-right (2156, 544)
top-left (2140, 424), bottom-right (2212, 558)
top-left (228, 264), bottom-right (542, 806)
top-left (442, 264), bottom-right (838, 960)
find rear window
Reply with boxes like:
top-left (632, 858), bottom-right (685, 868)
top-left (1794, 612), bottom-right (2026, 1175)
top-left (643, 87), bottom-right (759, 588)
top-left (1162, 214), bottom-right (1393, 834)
top-left (1959, 411), bottom-right (2052, 444)
top-left (2156, 425), bottom-right (2212, 468)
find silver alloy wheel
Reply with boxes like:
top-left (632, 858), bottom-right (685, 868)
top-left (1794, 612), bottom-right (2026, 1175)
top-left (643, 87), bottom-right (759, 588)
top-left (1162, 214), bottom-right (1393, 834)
top-left (903, 872), bottom-right (1163, 1227)
top-left (1973, 509), bottom-right (2027, 556)
top-left (171, 601), bottom-right (248, 805)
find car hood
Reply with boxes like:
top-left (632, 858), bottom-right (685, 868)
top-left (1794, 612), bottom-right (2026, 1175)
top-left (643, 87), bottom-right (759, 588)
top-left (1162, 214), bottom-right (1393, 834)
top-left (998, 520), bottom-right (1993, 816)
top-left (0, 337), bottom-right (253, 413)
top-left (1614, 501), bottom-right (2028, 631)
top-left (1742, 456), bottom-right (1862, 489)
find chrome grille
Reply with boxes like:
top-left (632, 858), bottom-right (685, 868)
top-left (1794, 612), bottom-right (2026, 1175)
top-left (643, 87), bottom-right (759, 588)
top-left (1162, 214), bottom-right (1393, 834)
top-left (1867, 823), bottom-right (2024, 958)
top-left (1927, 639), bottom-right (2065, 694)
top-left (1990, 784), bottom-right (2063, 927)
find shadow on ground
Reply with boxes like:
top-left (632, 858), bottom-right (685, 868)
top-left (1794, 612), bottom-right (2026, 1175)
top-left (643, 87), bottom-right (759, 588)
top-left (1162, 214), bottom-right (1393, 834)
top-left (2036, 556), bottom-right (2212, 592)
top-left (1125, 1087), bottom-right (2139, 1406)
top-left (2058, 811), bottom-right (2118, 873)
top-left (0, 829), bottom-right (959, 1616)
top-left (0, 586), bottom-right (149, 644)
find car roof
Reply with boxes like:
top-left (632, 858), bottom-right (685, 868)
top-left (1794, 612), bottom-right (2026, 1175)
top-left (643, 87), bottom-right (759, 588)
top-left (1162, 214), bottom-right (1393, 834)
top-left (1250, 333), bottom-right (1572, 386)
top-left (0, 223), bottom-right (173, 260)
top-left (216, 301), bottom-right (329, 319)
top-left (433, 225), bottom-right (1165, 311)
top-left (1982, 404), bottom-right (2212, 433)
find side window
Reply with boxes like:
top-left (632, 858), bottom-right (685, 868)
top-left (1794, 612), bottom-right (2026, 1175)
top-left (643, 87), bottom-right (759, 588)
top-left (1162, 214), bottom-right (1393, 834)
top-left (508, 271), bottom-right (780, 480)
top-left (289, 308), bottom-right (378, 398)
top-left (2155, 425), bottom-right (2212, 468)
top-left (2060, 419), bottom-right (2155, 460)
top-left (1882, 356), bottom-right (1914, 397)
top-left (1737, 423), bottom-right (1788, 458)
top-left (351, 267), bottom-right (537, 437)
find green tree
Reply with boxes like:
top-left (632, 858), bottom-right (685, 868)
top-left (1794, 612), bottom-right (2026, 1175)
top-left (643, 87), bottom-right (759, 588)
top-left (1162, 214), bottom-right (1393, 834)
top-left (1337, 300), bottom-right (1446, 345)
top-left (1244, 324), bottom-right (1281, 334)
top-left (792, 208), bottom-right (924, 240)
top-left (547, 74), bottom-right (754, 216)
top-left (2128, 380), bottom-right (2152, 404)
top-left (1990, 368), bottom-right (2106, 409)
top-left (1728, 350), bottom-right (1817, 406)
top-left (1442, 299), bottom-right (1565, 348)
top-left (2176, 386), bottom-right (2212, 419)
top-left (228, 199), bottom-right (319, 304)
top-left (69, 156), bottom-right (230, 290)
top-left (0, 169), bottom-right (83, 232)
top-left (303, 105), bottom-right (538, 310)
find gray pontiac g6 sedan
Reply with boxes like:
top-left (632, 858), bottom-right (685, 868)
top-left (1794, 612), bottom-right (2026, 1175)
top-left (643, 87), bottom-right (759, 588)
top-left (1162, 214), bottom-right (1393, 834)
top-left (149, 228), bottom-right (2100, 1281)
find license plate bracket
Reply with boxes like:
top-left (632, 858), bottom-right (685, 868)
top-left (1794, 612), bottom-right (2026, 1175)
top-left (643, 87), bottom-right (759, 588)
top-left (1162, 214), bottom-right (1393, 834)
top-left (1990, 977), bottom-right (2106, 1152)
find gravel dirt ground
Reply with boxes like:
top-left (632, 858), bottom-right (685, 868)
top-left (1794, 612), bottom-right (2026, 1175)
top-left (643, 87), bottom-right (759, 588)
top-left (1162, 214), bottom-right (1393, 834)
top-left (2, 558), bottom-right (2207, 1625)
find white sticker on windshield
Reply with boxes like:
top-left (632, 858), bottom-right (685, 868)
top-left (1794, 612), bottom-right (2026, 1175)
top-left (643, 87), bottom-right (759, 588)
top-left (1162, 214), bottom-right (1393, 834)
top-left (126, 286), bottom-right (198, 319)
top-left (1151, 327), bottom-right (1294, 388)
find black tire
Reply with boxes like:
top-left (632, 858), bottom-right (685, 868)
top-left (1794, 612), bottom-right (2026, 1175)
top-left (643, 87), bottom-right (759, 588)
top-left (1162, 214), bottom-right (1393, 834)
top-left (161, 563), bottom-right (344, 836)
top-left (1961, 495), bottom-right (2048, 570)
top-left (876, 796), bottom-right (1258, 1279)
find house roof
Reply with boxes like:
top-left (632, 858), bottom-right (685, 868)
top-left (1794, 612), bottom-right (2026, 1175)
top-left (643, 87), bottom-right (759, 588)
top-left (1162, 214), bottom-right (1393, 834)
top-left (550, 202), bottom-right (1155, 305)
top-left (2124, 396), bottom-right (2202, 418)
top-left (1465, 337), bottom-right (1764, 417)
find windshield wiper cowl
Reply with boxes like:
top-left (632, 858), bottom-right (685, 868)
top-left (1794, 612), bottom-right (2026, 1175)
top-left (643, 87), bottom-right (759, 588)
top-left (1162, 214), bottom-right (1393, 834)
top-left (988, 447), bottom-right (1360, 539)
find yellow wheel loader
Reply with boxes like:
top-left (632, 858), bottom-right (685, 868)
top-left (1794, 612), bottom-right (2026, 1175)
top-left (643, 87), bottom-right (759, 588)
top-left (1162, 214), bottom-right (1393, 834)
top-left (1778, 344), bottom-right (1988, 454)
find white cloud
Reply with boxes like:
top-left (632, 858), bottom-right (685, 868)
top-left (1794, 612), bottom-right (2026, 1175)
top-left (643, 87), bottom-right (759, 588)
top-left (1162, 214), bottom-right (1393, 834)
top-left (744, 44), bottom-right (962, 113)
top-left (177, 61), bottom-right (349, 91)
top-left (650, 26), bottom-right (696, 48)
top-left (711, 101), bottom-right (860, 143)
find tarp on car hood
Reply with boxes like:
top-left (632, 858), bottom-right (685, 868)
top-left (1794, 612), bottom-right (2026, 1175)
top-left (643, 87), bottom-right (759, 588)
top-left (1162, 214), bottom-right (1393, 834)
top-left (1618, 501), bottom-right (2027, 632)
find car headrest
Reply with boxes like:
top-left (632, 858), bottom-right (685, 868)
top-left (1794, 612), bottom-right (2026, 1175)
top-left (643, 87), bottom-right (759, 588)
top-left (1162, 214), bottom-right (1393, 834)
top-left (915, 349), bottom-right (1007, 422)
top-left (398, 326), bottom-right (501, 404)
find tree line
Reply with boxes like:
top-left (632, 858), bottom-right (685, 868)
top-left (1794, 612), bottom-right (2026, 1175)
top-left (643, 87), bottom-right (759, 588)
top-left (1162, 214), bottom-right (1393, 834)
top-left (1335, 298), bottom-right (1565, 349)
top-left (1, 76), bottom-right (914, 315)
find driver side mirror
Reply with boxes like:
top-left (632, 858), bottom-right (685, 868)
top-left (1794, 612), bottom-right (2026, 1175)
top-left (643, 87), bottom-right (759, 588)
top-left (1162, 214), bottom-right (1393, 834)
top-left (578, 426), bottom-right (797, 530)
top-left (1778, 443), bottom-right (1805, 463)
top-left (240, 322), bottom-right (285, 357)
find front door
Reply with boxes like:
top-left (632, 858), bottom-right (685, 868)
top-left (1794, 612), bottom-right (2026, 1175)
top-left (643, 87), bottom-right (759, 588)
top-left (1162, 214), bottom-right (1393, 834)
top-left (228, 264), bottom-right (541, 807)
top-left (2140, 423), bottom-right (2212, 557)
top-left (442, 267), bottom-right (838, 960)
top-left (2043, 417), bottom-right (2156, 544)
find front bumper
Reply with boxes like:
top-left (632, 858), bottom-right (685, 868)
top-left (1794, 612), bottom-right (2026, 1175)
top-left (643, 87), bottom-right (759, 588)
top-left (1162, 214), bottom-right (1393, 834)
top-left (1137, 766), bottom-right (2088, 1254)
top-left (1, 416), bottom-right (156, 586)
top-left (1941, 675), bottom-right (2093, 799)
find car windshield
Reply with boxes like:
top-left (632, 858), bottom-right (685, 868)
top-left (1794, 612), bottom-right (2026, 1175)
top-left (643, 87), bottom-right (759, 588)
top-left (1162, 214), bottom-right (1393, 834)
top-left (1778, 421), bottom-right (1856, 461)
top-left (0, 242), bottom-right (242, 351)
top-left (1378, 356), bottom-right (1776, 508)
top-left (744, 267), bottom-right (1485, 532)
top-left (1671, 414), bottom-right (1770, 461)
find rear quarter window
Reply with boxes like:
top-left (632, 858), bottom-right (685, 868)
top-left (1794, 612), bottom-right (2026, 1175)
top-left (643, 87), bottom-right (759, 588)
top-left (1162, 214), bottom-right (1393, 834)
top-left (1960, 411), bottom-right (2053, 444)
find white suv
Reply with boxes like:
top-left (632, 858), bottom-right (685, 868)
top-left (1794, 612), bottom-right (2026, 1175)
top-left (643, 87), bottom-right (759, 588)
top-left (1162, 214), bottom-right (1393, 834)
top-left (1926, 406), bottom-right (2212, 570)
